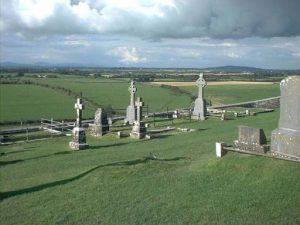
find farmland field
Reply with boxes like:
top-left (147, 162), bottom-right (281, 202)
top-left (0, 84), bottom-right (86, 122)
top-left (0, 77), bottom-right (280, 122)
top-left (180, 84), bottom-right (280, 105)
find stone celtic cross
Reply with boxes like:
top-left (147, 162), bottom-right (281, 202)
top-left (135, 97), bottom-right (144, 122)
top-left (74, 98), bottom-right (84, 127)
top-left (196, 73), bottom-right (207, 99)
top-left (129, 80), bottom-right (137, 106)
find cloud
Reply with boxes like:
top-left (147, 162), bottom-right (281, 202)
top-left (107, 46), bottom-right (147, 63)
top-left (1, 0), bottom-right (300, 39)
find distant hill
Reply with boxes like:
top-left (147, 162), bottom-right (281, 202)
top-left (0, 62), bottom-right (299, 72)
top-left (203, 65), bottom-right (266, 72)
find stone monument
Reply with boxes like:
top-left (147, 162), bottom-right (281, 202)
top-left (234, 125), bottom-right (268, 153)
top-left (191, 73), bottom-right (207, 120)
top-left (90, 108), bottom-right (109, 137)
top-left (271, 76), bottom-right (300, 158)
top-left (124, 80), bottom-right (137, 125)
top-left (130, 97), bottom-right (147, 139)
top-left (69, 98), bottom-right (89, 150)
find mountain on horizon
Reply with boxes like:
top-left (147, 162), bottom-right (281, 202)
top-left (0, 61), bottom-right (299, 71)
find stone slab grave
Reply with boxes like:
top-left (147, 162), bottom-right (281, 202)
top-left (234, 125), bottom-right (268, 153)
top-left (69, 98), bottom-right (89, 150)
top-left (130, 97), bottom-right (147, 139)
top-left (191, 73), bottom-right (207, 120)
top-left (124, 80), bottom-right (137, 125)
top-left (90, 108), bottom-right (109, 137)
top-left (271, 76), bottom-right (300, 158)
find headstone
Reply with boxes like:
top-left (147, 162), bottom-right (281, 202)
top-left (191, 73), bottom-right (207, 120)
top-left (173, 110), bottom-right (179, 119)
top-left (130, 97), bottom-right (147, 139)
top-left (271, 76), bottom-right (300, 158)
top-left (108, 117), bottom-right (113, 125)
top-left (124, 80), bottom-right (137, 125)
top-left (216, 142), bottom-right (227, 157)
top-left (234, 125), bottom-right (268, 153)
top-left (90, 108), bottom-right (109, 137)
top-left (69, 98), bottom-right (89, 150)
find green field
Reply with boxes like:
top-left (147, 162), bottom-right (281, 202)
top-left (0, 84), bottom-right (86, 122)
top-left (1, 109), bottom-right (300, 225)
top-left (181, 84), bottom-right (280, 105)
top-left (0, 78), bottom-right (280, 122)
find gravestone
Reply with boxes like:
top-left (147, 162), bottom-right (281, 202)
top-left (271, 76), bottom-right (300, 158)
top-left (191, 73), bottom-right (207, 120)
top-left (173, 110), bottom-right (179, 119)
top-left (130, 97), bottom-right (147, 139)
top-left (234, 125), bottom-right (268, 153)
top-left (90, 108), bottom-right (109, 137)
top-left (69, 98), bottom-right (89, 150)
top-left (124, 80), bottom-right (137, 125)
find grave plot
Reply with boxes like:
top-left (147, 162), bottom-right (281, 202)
top-left (216, 76), bottom-right (300, 163)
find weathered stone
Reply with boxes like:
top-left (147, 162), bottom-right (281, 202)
top-left (191, 73), bottom-right (207, 120)
top-left (69, 98), bottom-right (89, 150)
top-left (271, 76), bottom-right (300, 158)
top-left (234, 125), bottom-right (268, 153)
top-left (124, 80), bottom-right (137, 125)
top-left (69, 127), bottom-right (88, 150)
top-left (90, 108), bottom-right (109, 137)
top-left (130, 97), bottom-right (147, 139)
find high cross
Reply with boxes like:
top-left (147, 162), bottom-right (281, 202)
top-left (196, 73), bottom-right (207, 98)
top-left (129, 80), bottom-right (137, 106)
top-left (74, 98), bottom-right (84, 127)
top-left (135, 97), bottom-right (144, 122)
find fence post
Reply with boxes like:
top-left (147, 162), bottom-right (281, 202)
top-left (26, 128), bottom-right (29, 142)
top-left (153, 112), bottom-right (156, 127)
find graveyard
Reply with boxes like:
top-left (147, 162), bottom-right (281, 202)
top-left (1, 74), bottom-right (299, 225)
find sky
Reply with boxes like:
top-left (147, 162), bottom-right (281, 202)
top-left (1, 0), bottom-right (300, 69)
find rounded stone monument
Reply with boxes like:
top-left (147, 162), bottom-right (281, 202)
top-left (271, 76), bottom-right (300, 158)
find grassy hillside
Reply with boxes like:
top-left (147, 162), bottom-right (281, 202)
top-left (0, 84), bottom-right (87, 122)
top-left (1, 110), bottom-right (300, 225)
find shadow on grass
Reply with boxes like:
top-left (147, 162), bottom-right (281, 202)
top-left (0, 146), bottom-right (39, 156)
top-left (0, 156), bottom-right (188, 201)
top-left (0, 142), bottom-right (131, 166)
top-left (89, 142), bottom-right (130, 150)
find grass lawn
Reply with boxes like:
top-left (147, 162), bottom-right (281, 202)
top-left (1, 109), bottom-right (299, 225)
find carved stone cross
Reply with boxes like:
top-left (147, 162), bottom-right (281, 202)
top-left (196, 73), bottom-right (207, 99)
top-left (129, 80), bottom-right (137, 106)
top-left (74, 98), bottom-right (84, 127)
top-left (135, 97), bottom-right (144, 122)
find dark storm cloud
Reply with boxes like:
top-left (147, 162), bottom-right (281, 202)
top-left (1, 0), bottom-right (300, 39)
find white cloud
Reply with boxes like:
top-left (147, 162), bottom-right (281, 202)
top-left (226, 52), bottom-right (240, 59)
top-left (64, 40), bottom-right (90, 47)
top-left (107, 46), bottom-right (147, 63)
